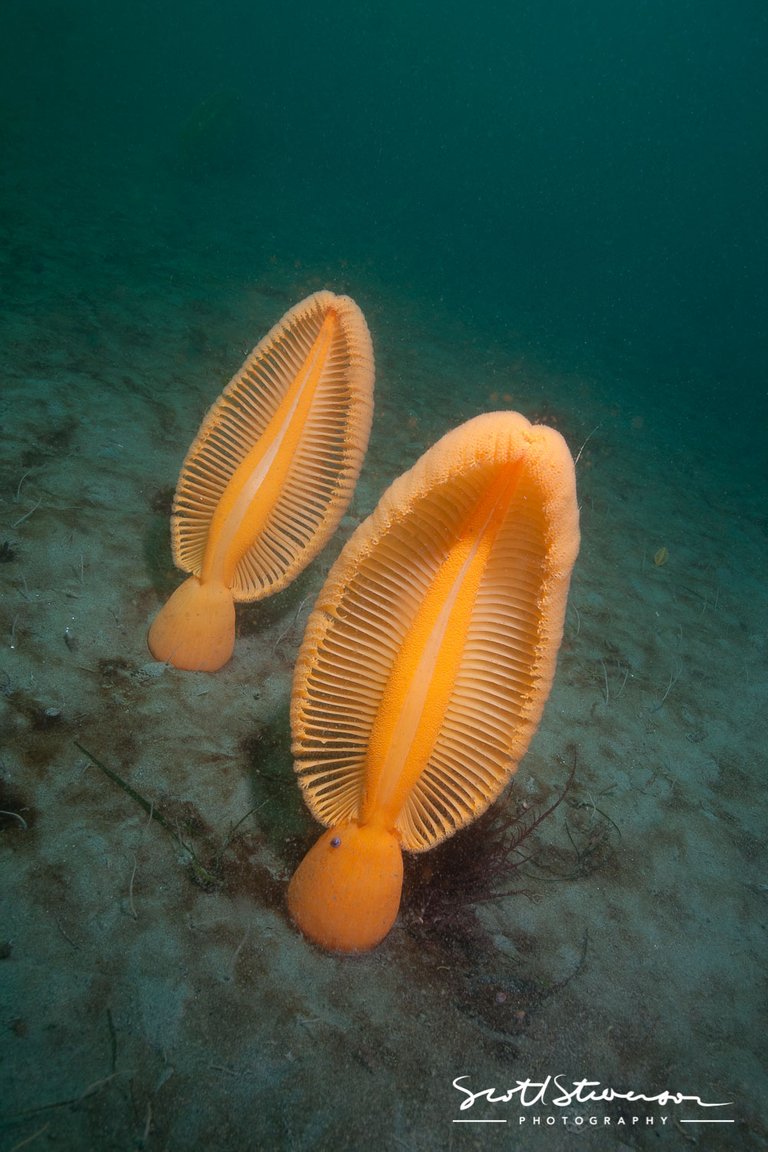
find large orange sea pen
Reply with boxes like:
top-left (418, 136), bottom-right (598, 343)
top-left (288, 411), bottom-right (580, 951)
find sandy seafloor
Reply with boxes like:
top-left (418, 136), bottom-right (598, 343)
top-left (1, 160), bottom-right (766, 1152)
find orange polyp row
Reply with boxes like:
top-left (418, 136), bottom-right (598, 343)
top-left (288, 411), bottom-right (580, 952)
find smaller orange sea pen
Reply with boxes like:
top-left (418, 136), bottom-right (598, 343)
top-left (288, 411), bottom-right (580, 952)
top-left (147, 291), bottom-right (374, 671)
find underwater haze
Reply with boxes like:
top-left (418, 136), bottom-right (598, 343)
top-left (3, 0), bottom-right (767, 438)
top-left (2, 1), bottom-right (767, 1150)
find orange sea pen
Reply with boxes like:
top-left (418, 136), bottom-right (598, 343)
top-left (147, 291), bottom-right (374, 671)
top-left (287, 411), bottom-right (580, 952)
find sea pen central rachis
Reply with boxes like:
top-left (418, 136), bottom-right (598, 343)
top-left (148, 291), bottom-right (374, 671)
top-left (288, 411), bottom-right (580, 951)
